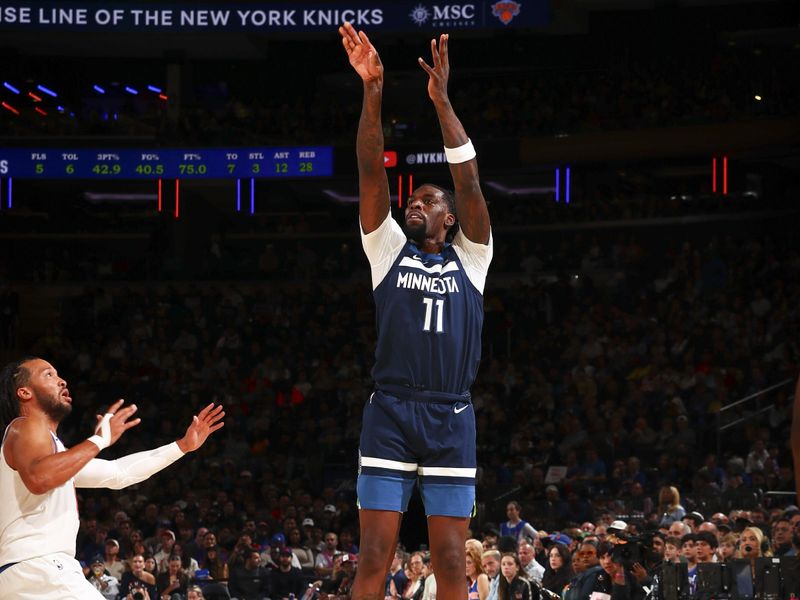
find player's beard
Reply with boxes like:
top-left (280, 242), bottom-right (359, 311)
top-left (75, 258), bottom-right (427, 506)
top-left (40, 391), bottom-right (72, 423)
top-left (403, 220), bottom-right (427, 245)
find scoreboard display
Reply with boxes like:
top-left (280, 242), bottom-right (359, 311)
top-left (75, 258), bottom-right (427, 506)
top-left (0, 146), bottom-right (333, 179)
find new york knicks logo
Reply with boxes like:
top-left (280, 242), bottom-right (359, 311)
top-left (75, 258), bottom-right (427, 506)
top-left (491, 1), bottom-right (521, 25)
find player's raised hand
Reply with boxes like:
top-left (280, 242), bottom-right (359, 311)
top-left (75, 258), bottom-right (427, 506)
top-left (339, 21), bottom-right (383, 83)
top-left (176, 403), bottom-right (225, 453)
top-left (418, 33), bottom-right (450, 104)
top-left (95, 399), bottom-right (141, 447)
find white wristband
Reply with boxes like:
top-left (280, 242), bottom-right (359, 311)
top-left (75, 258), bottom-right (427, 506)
top-left (88, 413), bottom-right (113, 450)
top-left (444, 139), bottom-right (476, 164)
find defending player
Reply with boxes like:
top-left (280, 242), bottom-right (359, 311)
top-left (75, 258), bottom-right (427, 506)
top-left (339, 22), bottom-right (492, 600)
top-left (0, 357), bottom-right (224, 600)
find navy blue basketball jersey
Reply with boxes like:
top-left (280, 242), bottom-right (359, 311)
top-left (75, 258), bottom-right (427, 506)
top-left (361, 215), bottom-right (493, 394)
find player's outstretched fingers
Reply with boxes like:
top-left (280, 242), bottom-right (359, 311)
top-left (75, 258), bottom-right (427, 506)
top-left (102, 398), bottom-right (125, 415)
top-left (441, 34), bottom-right (449, 67)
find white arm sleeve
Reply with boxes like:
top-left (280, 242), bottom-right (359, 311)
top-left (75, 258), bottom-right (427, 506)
top-left (360, 214), bottom-right (406, 290)
top-left (74, 442), bottom-right (185, 489)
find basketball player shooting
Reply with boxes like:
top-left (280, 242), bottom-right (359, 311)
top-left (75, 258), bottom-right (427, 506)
top-left (0, 357), bottom-right (224, 600)
top-left (339, 22), bottom-right (492, 600)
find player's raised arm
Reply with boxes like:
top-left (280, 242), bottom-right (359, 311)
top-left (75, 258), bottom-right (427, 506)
top-left (418, 34), bottom-right (490, 245)
top-left (5, 398), bottom-right (139, 494)
top-left (339, 21), bottom-right (390, 234)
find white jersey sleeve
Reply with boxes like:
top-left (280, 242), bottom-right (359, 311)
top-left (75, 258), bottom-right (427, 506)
top-left (452, 229), bottom-right (493, 294)
top-left (360, 214), bottom-right (407, 290)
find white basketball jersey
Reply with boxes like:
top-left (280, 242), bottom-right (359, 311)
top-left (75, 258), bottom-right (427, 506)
top-left (0, 422), bottom-right (79, 565)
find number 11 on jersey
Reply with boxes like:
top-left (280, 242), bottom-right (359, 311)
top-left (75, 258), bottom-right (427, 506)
top-left (422, 297), bottom-right (444, 333)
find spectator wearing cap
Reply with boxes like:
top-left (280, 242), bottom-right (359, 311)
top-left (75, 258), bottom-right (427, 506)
top-left (263, 532), bottom-right (303, 570)
top-left (301, 517), bottom-right (315, 545)
top-left (317, 552), bottom-right (359, 599)
top-left (271, 546), bottom-right (306, 599)
top-left (607, 520), bottom-right (628, 538)
top-left (86, 554), bottom-right (121, 600)
top-left (542, 542), bottom-right (573, 596)
top-left (155, 529), bottom-right (178, 572)
top-left (228, 549), bottom-right (270, 600)
top-left (103, 538), bottom-right (126, 581)
top-left (501, 501), bottom-right (538, 544)
top-left (657, 486), bottom-right (686, 527)
top-left (314, 531), bottom-right (338, 578)
top-left (682, 512), bottom-right (704, 533)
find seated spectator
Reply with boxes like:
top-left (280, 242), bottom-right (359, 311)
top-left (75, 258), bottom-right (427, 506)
top-left (287, 527), bottom-right (315, 571)
top-left (119, 554), bottom-right (158, 600)
top-left (271, 547), bottom-right (306, 600)
top-left (498, 553), bottom-right (536, 600)
top-left (563, 541), bottom-right (603, 600)
top-left (104, 537), bottom-right (126, 581)
top-left (518, 540), bottom-right (545, 584)
top-left (86, 554), bottom-right (120, 600)
top-left (541, 542), bottom-right (573, 596)
top-left (314, 532), bottom-right (338, 579)
top-left (187, 586), bottom-right (206, 600)
top-left (157, 554), bottom-right (190, 600)
top-left (387, 549), bottom-right (409, 600)
top-left (657, 486), bottom-right (686, 527)
top-left (717, 533), bottom-right (737, 562)
top-left (421, 554), bottom-right (437, 600)
top-left (228, 550), bottom-right (270, 600)
top-left (317, 553), bottom-right (359, 599)
top-left (481, 550), bottom-right (501, 600)
top-left (598, 542), bottom-right (645, 600)
top-left (467, 544), bottom-right (490, 600)
top-left (203, 546), bottom-right (230, 582)
top-left (771, 517), bottom-right (796, 556)
top-left (663, 537), bottom-right (681, 564)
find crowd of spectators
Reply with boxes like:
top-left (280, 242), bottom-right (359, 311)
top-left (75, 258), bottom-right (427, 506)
top-left (0, 201), bottom-right (794, 598)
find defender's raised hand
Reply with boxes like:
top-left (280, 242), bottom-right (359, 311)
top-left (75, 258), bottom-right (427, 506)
top-left (94, 399), bottom-right (141, 448)
top-left (177, 403), bottom-right (225, 453)
top-left (339, 21), bottom-right (383, 83)
top-left (418, 34), bottom-right (450, 104)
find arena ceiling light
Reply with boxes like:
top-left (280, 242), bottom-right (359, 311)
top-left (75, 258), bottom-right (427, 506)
top-left (3, 81), bottom-right (20, 94)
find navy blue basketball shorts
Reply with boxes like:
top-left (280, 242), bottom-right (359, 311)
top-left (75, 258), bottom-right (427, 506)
top-left (357, 385), bottom-right (476, 518)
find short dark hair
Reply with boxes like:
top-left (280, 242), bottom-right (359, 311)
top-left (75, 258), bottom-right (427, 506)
top-left (694, 531), bottom-right (718, 549)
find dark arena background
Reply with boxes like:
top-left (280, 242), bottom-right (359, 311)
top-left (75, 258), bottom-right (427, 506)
top-left (1, 0), bottom-right (799, 599)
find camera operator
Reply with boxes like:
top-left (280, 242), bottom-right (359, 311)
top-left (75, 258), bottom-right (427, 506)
top-left (598, 542), bottom-right (645, 600)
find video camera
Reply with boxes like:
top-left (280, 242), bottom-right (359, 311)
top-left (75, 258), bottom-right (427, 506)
top-left (611, 533), bottom-right (650, 571)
